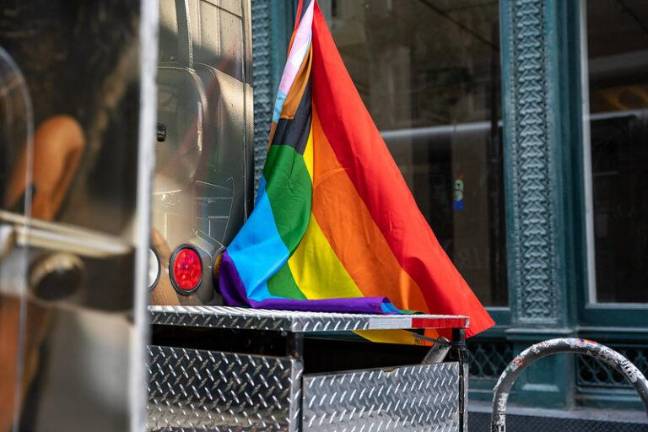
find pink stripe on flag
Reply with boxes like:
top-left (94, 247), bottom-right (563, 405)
top-left (277, 0), bottom-right (314, 96)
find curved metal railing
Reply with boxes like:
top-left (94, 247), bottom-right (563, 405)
top-left (490, 338), bottom-right (648, 432)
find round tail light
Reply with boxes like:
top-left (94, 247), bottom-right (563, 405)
top-left (170, 245), bottom-right (203, 294)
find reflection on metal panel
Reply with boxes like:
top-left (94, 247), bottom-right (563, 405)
top-left (0, 1), bottom-right (147, 430)
top-left (302, 362), bottom-right (459, 432)
top-left (0, 44), bottom-right (33, 432)
top-left (147, 345), bottom-right (302, 431)
top-left (0, 1), bottom-right (142, 311)
top-left (30, 311), bottom-right (133, 431)
top-left (151, 0), bottom-right (253, 306)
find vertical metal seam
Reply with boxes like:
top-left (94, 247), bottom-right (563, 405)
top-left (132, 1), bottom-right (159, 430)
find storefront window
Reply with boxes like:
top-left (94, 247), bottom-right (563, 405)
top-left (326, 0), bottom-right (506, 306)
top-left (582, 0), bottom-right (648, 303)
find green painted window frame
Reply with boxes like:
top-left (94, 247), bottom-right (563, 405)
top-left (255, 0), bottom-right (648, 410)
top-left (571, 0), bottom-right (648, 330)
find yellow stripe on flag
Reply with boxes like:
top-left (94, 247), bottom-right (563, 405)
top-left (303, 127), bottom-right (314, 180)
top-left (288, 213), bottom-right (362, 299)
top-left (354, 330), bottom-right (437, 346)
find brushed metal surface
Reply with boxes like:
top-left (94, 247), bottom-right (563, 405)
top-left (147, 345), bottom-right (302, 431)
top-left (302, 362), bottom-right (460, 432)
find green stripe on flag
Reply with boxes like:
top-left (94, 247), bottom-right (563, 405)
top-left (263, 145), bottom-right (312, 251)
top-left (268, 264), bottom-right (306, 299)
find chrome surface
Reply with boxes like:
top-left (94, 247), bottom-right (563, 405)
top-left (491, 338), bottom-right (648, 432)
top-left (148, 248), bottom-right (161, 290)
top-left (151, 0), bottom-right (253, 306)
top-left (302, 362), bottom-right (460, 432)
top-left (150, 305), bottom-right (469, 333)
top-left (0, 210), bottom-right (130, 258)
top-left (0, 224), bottom-right (16, 259)
top-left (0, 1), bottom-right (148, 429)
top-left (0, 42), bottom-right (33, 432)
top-left (147, 345), bottom-right (303, 431)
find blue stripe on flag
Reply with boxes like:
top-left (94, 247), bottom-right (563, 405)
top-left (272, 91), bottom-right (287, 123)
top-left (227, 182), bottom-right (288, 301)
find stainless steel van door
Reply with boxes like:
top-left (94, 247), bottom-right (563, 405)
top-left (0, 1), bottom-right (156, 430)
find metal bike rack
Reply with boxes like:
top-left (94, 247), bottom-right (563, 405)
top-left (490, 338), bottom-right (648, 432)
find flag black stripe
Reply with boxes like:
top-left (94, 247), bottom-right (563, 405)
top-left (272, 82), bottom-right (312, 155)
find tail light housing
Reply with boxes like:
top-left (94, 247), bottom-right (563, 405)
top-left (147, 248), bottom-right (160, 291)
top-left (169, 245), bottom-right (203, 294)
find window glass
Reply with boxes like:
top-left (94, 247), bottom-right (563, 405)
top-left (327, 0), bottom-right (507, 306)
top-left (584, 0), bottom-right (648, 303)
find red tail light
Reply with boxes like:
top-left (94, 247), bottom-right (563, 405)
top-left (170, 246), bottom-right (203, 293)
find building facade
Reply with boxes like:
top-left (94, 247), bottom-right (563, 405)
top-left (251, 0), bottom-right (648, 426)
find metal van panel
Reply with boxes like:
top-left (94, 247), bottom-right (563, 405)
top-left (151, 0), bottom-right (253, 306)
top-left (0, 1), bottom-right (153, 429)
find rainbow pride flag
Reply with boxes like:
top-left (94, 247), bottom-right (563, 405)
top-left (218, 0), bottom-right (494, 337)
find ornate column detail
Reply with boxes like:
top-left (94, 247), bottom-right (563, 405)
top-left (503, 0), bottom-right (561, 325)
top-left (498, 0), bottom-right (576, 408)
top-left (251, 0), bottom-right (293, 195)
top-left (251, 0), bottom-right (274, 192)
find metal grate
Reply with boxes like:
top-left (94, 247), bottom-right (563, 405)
top-left (577, 345), bottom-right (648, 388)
top-left (467, 340), bottom-right (514, 380)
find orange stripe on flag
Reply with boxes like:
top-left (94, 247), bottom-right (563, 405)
top-left (311, 110), bottom-right (429, 313)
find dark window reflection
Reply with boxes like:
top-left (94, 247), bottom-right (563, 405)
top-left (327, 0), bottom-right (507, 306)
top-left (586, 0), bottom-right (648, 303)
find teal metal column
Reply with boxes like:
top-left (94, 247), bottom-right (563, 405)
top-left (500, 0), bottom-right (579, 408)
top-left (251, 0), bottom-right (295, 193)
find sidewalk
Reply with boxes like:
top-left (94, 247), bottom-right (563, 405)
top-left (468, 401), bottom-right (648, 431)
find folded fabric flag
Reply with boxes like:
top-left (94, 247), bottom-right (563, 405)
top-left (218, 0), bottom-right (494, 337)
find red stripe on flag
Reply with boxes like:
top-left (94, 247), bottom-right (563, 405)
top-left (293, 0), bottom-right (305, 33)
top-left (310, 3), bottom-right (493, 337)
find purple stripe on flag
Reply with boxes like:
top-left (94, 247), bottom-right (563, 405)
top-left (248, 297), bottom-right (394, 314)
top-left (218, 251), bottom-right (249, 307)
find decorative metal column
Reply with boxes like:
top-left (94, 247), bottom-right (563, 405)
top-left (251, 0), bottom-right (294, 194)
top-left (503, 0), bottom-right (561, 325)
top-left (500, 0), bottom-right (577, 407)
